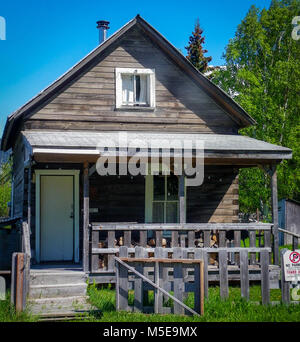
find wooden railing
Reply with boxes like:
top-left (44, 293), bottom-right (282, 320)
top-left (90, 223), bottom-right (274, 273)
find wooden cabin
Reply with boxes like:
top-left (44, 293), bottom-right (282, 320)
top-left (1, 15), bottom-right (292, 288)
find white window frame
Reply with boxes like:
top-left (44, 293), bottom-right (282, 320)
top-left (115, 68), bottom-right (155, 109)
top-left (145, 174), bottom-right (186, 223)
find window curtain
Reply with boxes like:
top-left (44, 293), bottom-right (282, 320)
top-left (122, 75), bottom-right (134, 104)
top-left (139, 75), bottom-right (147, 104)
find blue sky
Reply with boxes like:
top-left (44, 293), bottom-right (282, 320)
top-left (0, 0), bottom-right (272, 133)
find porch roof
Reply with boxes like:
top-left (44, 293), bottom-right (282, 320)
top-left (22, 130), bottom-right (292, 165)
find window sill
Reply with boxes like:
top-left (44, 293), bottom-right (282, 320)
top-left (115, 106), bottom-right (155, 112)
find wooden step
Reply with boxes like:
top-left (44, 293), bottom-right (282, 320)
top-left (30, 271), bottom-right (87, 286)
top-left (29, 283), bottom-right (87, 299)
top-left (28, 295), bottom-right (94, 316)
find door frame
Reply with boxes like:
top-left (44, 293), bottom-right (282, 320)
top-left (35, 169), bottom-right (80, 263)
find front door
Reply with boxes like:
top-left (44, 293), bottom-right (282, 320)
top-left (40, 175), bottom-right (74, 261)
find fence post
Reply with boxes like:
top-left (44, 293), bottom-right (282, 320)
top-left (280, 248), bottom-right (290, 304)
top-left (15, 253), bottom-right (25, 312)
top-left (261, 249), bottom-right (270, 305)
top-left (194, 260), bottom-right (204, 315)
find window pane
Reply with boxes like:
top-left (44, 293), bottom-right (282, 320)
top-left (166, 202), bottom-right (178, 223)
top-left (135, 75), bottom-right (147, 104)
top-left (153, 175), bottom-right (165, 200)
top-left (167, 174), bottom-right (178, 200)
top-left (153, 202), bottom-right (164, 223)
top-left (122, 75), bottom-right (134, 104)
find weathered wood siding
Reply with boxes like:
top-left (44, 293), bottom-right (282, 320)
top-left (89, 167), bottom-right (238, 225)
top-left (24, 26), bottom-right (238, 133)
top-left (187, 166), bottom-right (239, 223)
top-left (12, 137), bottom-right (25, 218)
top-left (89, 174), bottom-right (145, 223)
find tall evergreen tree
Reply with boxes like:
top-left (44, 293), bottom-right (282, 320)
top-left (186, 19), bottom-right (212, 72)
top-left (211, 0), bottom-right (300, 217)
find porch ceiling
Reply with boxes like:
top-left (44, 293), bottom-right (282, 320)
top-left (22, 130), bottom-right (292, 165)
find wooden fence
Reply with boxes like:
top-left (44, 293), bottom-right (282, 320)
top-left (115, 246), bottom-right (204, 315)
top-left (90, 222), bottom-right (273, 274)
top-left (113, 245), bottom-right (273, 316)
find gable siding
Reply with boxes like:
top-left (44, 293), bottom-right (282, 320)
top-left (24, 26), bottom-right (238, 133)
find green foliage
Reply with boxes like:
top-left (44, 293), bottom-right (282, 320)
top-left (0, 159), bottom-right (12, 217)
top-left (211, 0), bottom-right (300, 214)
top-left (185, 19), bottom-right (212, 72)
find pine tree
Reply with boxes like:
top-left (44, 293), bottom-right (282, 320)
top-left (185, 19), bottom-right (212, 72)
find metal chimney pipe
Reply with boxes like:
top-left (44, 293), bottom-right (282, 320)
top-left (96, 20), bottom-right (110, 44)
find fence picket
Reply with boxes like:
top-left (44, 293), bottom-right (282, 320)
top-left (261, 249), bottom-right (270, 305)
top-left (173, 248), bottom-right (184, 314)
top-left (219, 250), bottom-right (228, 299)
top-left (119, 246), bottom-right (129, 310)
top-left (134, 246), bottom-right (145, 312)
top-left (240, 249), bottom-right (249, 300)
top-left (249, 230), bottom-right (256, 265)
top-left (194, 249), bottom-right (208, 298)
top-left (107, 231), bottom-right (115, 271)
top-left (91, 230), bottom-right (99, 272)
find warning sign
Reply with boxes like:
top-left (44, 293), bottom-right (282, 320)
top-left (283, 250), bottom-right (300, 282)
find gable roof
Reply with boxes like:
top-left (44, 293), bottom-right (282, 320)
top-left (1, 15), bottom-right (256, 151)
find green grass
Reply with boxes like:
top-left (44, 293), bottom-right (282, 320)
top-left (80, 283), bottom-right (300, 322)
top-left (0, 292), bottom-right (38, 322)
top-left (1, 285), bottom-right (299, 322)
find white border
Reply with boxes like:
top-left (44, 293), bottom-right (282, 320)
top-left (35, 169), bottom-right (80, 263)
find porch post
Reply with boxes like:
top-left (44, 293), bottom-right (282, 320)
top-left (270, 165), bottom-right (279, 265)
top-left (179, 175), bottom-right (185, 223)
top-left (83, 161), bottom-right (90, 273)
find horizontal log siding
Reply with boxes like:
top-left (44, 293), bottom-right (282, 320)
top-left (187, 166), bottom-right (239, 223)
top-left (89, 174), bottom-right (145, 223)
top-left (25, 26), bottom-right (238, 133)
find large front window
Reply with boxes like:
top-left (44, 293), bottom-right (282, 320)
top-left (146, 174), bottom-right (181, 224)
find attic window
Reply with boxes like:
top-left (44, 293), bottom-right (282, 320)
top-left (115, 68), bottom-right (155, 109)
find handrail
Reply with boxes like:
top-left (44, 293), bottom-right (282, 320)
top-left (115, 256), bottom-right (200, 316)
top-left (92, 222), bottom-right (273, 231)
top-left (278, 227), bottom-right (300, 239)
